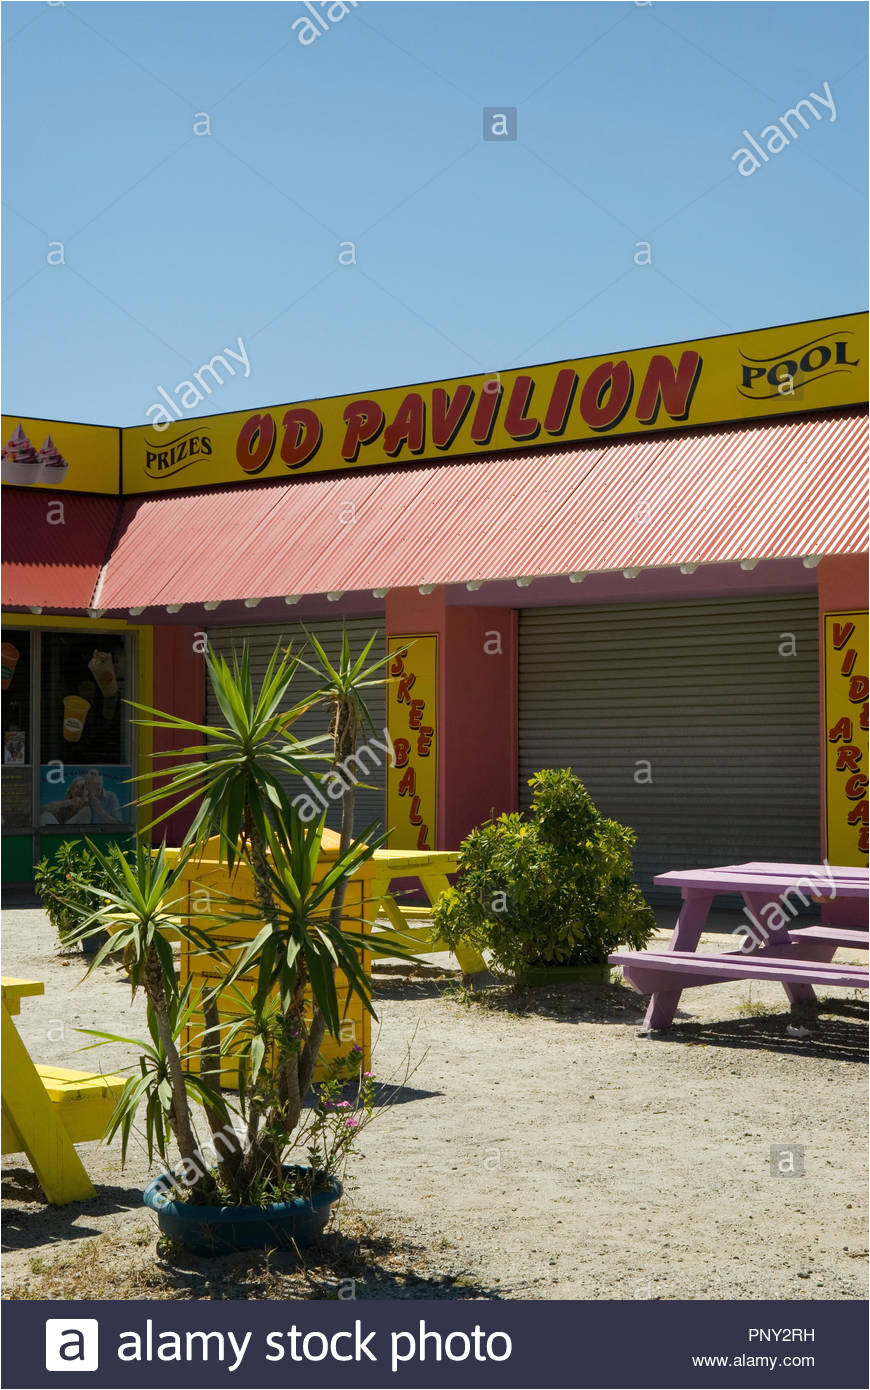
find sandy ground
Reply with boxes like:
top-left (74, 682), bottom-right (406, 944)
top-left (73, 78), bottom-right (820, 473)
top-left (2, 901), bottom-right (867, 1301)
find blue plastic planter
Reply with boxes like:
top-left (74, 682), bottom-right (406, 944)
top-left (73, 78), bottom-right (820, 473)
top-left (143, 1166), bottom-right (343, 1256)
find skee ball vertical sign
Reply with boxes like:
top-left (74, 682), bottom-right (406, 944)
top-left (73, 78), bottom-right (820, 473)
top-left (824, 611), bottom-right (869, 864)
top-left (387, 635), bottom-right (438, 850)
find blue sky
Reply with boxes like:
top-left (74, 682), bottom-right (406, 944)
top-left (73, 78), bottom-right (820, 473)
top-left (2, 0), bottom-right (867, 425)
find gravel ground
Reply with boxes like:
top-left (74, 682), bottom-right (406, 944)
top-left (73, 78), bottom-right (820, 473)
top-left (2, 902), bottom-right (867, 1301)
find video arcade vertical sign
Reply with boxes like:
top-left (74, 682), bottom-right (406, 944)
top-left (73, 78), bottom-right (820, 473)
top-left (387, 635), bottom-right (438, 850)
top-left (824, 611), bottom-right (869, 864)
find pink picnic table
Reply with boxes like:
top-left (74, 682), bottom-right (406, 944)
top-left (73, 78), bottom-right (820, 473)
top-left (610, 861), bottom-right (869, 1032)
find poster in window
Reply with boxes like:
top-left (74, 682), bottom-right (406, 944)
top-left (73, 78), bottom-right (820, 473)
top-left (40, 633), bottom-right (129, 766)
top-left (39, 765), bottom-right (133, 827)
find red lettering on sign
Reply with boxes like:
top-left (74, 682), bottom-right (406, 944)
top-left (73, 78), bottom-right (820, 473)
top-left (832, 622), bottom-right (855, 649)
top-left (861, 703), bottom-right (869, 731)
top-left (828, 717), bottom-right (853, 743)
top-left (543, 369), bottom-right (578, 436)
top-left (408, 795), bottom-right (423, 825)
top-left (469, 382), bottom-right (502, 445)
top-left (579, 361), bottom-right (634, 432)
top-left (841, 648), bottom-right (858, 677)
top-left (390, 651), bottom-right (406, 677)
top-left (396, 672), bottom-right (417, 703)
top-left (431, 385), bottom-right (474, 449)
top-left (847, 800), bottom-right (869, 825)
top-left (503, 375), bottom-right (540, 441)
top-left (341, 399), bottom-right (384, 462)
top-left (635, 351), bottom-right (703, 425)
top-left (236, 413), bottom-right (277, 473)
top-left (416, 824), bottom-right (430, 850)
top-left (848, 675), bottom-right (869, 703)
top-left (397, 765), bottom-right (416, 797)
top-left (859, 826), bottom-right (869, 853)
top-left (844, 773), bottom-right (868, 800)
top-left (417, 726), bottom-right (433, 757)
top-left (280, 408), bottom-right (322, 469)
top-left (384, 393), bottom-right (426, 457)
top-left (392, 738), bottom-right (410, 768)
top-left (408, 699), bottom-right (425, 730)
top-left (836, 746), bottom-right (863, 773)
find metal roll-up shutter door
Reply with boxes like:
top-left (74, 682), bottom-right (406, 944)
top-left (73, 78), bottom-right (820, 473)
top-left (206, 618), bottom-right (386, 837)
top-left (518, 595), bottom-right (820, 904)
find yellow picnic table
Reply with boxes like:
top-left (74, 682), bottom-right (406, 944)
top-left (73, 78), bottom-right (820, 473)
top-left (166, 835), bottom-right (486, 979)
top-left (1, 976), bottom-right (126, 1205)
top-left (369, 848), bottom-right (486, 975)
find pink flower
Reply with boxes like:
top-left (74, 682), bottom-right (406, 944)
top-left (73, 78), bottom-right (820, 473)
top-left (344, 1117), bottom-right (360, 1129)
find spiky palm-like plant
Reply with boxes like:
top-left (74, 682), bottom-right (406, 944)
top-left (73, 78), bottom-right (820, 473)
top-left (66, 636), bottom-right (410, 1201)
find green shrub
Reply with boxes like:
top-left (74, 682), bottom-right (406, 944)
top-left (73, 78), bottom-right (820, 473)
top-left (433, 769), bottom-right (656, 975)
top-left (34, 841), bottom-right (132, 947)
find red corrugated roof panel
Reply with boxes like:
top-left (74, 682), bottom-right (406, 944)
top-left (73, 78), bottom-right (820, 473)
top-left (1, 489), bottom-right (119, 608)
top-left (28, 409), bottom-right (870, 609)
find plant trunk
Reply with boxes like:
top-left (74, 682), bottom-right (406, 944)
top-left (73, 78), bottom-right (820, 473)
top-left (241, 804), bottom-right (299, 1184)
top-left (298, 775), bottom-right (356, 1099)
top-left (144, 947), bottom-right (213, 1199)
top-left (201, 997), bottom-right (243, 1187)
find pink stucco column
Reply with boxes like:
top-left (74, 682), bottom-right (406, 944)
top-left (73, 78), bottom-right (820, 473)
top-left (151, 625), bottom-right (206, 846)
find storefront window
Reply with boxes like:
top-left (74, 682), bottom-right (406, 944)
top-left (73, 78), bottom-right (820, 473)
top-left (39, 632), bottom-right (133, 828)
top-left (2, 629), bottom-right (32, 829)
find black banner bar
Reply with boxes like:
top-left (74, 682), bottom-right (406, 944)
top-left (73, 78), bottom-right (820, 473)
top-left (3, 1299), bottom-right (867, 1390)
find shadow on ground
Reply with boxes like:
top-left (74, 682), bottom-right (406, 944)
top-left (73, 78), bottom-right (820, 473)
top-left (374, 968), bottom-right (648, 1025)
top-left (1, 1172), bottom-right (143, 1251)
top-left (657, 997), bottom-right (869, 1063)
top-left (374, 965), bottom-right (868, 1057)
top-left (3, 1197), bottom-right (499, 1301)
top-left (150, 1224), bottom-right (501, 1300)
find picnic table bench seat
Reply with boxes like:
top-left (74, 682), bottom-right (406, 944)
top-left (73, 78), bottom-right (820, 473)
top-left (610, 948), bottom-right (868, 995)
top-left (2, 1065), bottom-right (125, 1155)
top-left (2, 977), bottom-right (127, 1204)
top-left (788, 924), bottom-right (869, 949)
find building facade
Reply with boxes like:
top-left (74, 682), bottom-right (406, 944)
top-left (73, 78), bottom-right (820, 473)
top-left (3, 312), bottom-right (867, 906)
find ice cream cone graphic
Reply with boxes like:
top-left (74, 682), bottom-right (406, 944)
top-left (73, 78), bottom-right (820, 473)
top-left (63, 695), bottom-right (91, 743)
top-left (1, 643), bottom-right (20, 691)
top-left (2, 424), bottom-right (40, 486)
top-left (37, 435), bottom-right (69, 486)
top-left (88, 650), bottom-right (118, 697)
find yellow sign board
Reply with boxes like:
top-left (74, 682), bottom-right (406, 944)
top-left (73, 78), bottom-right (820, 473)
top-left (1, 416), bottom-right (120, 495)
top-left (3, 313), bottom-right (866, 496)
top-left (824, 611), bottom-right (869, 865)
top-left (386, 635), bottom-right (438, 850)
top-left (118, 311), bottom-right (867, 493)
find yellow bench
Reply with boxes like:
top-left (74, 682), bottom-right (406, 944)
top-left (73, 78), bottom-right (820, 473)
top-left (369, 848), bottom-right (487, 975)
top-left (1, 977), bottom-right (126, 1205)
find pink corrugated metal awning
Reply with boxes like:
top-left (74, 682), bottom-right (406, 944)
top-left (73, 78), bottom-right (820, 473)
top-left (87, 409), bottom-right (870, 608)
top-left (1, 490), bottom-right (119, 608)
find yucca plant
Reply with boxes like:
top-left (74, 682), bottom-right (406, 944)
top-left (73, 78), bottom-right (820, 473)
top-left (63, 633), bottom-right (412, 1205)
top-left (65, 842), bottom-right (231, 1198)
top-left (79, 980), bottom-right (234, 1191)
top-left (294, 627), bottom-right (396, 1088)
